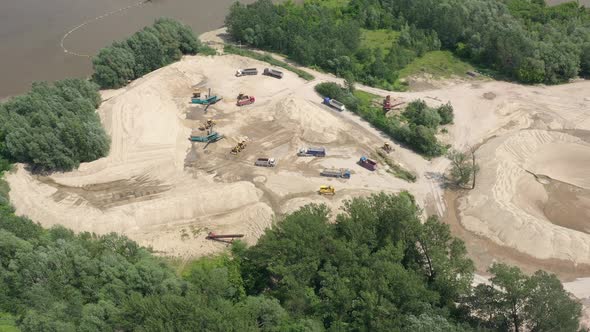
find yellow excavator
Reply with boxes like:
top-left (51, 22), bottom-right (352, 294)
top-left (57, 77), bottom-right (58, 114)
top-left (231, 140), bottom-right (247, 155)
top-left (199, 119), bottom-right (216, 131)
top-left (382, 142), bottom-right (393, 153)
top-left (318, 185), bottom-right (336, 195)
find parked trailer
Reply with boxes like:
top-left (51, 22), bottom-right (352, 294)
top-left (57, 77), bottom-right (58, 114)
top-left (206, 232), bottom-right (244, 239)
top-left (323, 97), bottom-right (346, 111)
top-left (206, 232), bottom-right (244, 244)
top-left (254, 158), bottom-right (276, 167)
top-left (263, 68), bottom-right (284, 79)
top-left (320, 168), bottom-right (351, 179)
top-left (358, 156), bottom-right (378, 171)
top-left (236, 68), bottom-right (258, 77)
top-left (297, 147), bottom-right (326, 157)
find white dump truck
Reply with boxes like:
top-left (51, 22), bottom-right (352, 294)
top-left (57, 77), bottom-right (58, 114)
top-left (236, 68), bottom-right (258, 77)
top-left (254, 157), bottom-right (276, 167)
top-left (322, 97), bottom-right (346, 111)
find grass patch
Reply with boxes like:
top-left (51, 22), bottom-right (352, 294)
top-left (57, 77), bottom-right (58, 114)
top-left (0, 312), bottom-right (19, 332)
top-left (398, 50), bottom-right (474, 79)
top-left (198, 44), bottom-right (218, 56)
top-left (224, 45), bottom-right (315, 81)
top-left (353, 89), bottom-right (378, 105)
top-left (360, 29), bottom-right (400, 49)
top-left (374, 150), bottom-right (417, 183)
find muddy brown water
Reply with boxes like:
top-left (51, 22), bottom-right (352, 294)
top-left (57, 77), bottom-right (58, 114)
top-left (0, 0), bottom-right (585, 99)
top-left (0, 0), bottom-right (256, 99)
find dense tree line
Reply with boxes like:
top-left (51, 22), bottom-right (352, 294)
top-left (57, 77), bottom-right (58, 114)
top-left (225, 0), bottom-right (439, 89)
top-left (0, 175), bottom-right (581, 330)
top-left (0, 79), bottom-right (109, 172)
top-left (316, 82), bottom-right (450, 156)
top-left (226, 0), bottom-right (590, 86)
top-left (92, 18), bottom-right (202, 89)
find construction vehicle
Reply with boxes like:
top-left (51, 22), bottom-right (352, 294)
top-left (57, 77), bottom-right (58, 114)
top-left (323, 97), bottom-right (346, 111)
top-left (237, 93), bottom-right (255, 106)
top-left (190, 131), bottom-right (223, 143)
top-left (206, 232), bottom-right (244, 244)
top-left (254, 158), bottom-right (276, 167)
top-left (192, 88), bottom-right (203, 98)
top-left (382, 142), bottom-right (393, 153)
top-left (383, 95), bottom-right (392, 112)
top-left (263, 68), bottom-right (284, 79)
top-left (191, 88), bottom-right (222, 105)
top-left (231, 139), bottom-right (247, 155)
top-left (192, 95), bottom-right (222, 105)
top-left (321, 168), bottom-right (351, 179)
top-left (236, 68), bottom-right (258, 77)
top-left (358, 156), bottom-right (378, 171)
top-left (318, 185), bottom-right (336, 195)
top-left (297, 147), bottom-right (326, 157)
top-left (198, 119), bottom-right (216, 131)
top-left (382, 95), bottom-right (405, 113)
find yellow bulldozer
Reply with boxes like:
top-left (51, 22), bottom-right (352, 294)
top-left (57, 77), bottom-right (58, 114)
top-left (318, 185), bottom-right (336, 195)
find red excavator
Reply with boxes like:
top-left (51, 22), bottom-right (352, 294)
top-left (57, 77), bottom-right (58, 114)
top-left (383, 95), bottom-right (405, 113)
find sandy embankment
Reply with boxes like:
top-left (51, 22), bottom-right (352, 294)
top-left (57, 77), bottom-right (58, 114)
top-left (6, 28), bottom-right (590, 279)
top-left (5, 54), bottom-right (417, 257)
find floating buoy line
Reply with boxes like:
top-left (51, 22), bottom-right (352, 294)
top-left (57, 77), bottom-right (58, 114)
top-left (60, 0), bottom-right (150, 57)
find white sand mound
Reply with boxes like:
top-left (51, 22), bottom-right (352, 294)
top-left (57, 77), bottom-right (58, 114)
top-left (273, 97), bottom-right (348, 143)
top-left (459, 130), bottom-right (590, 264)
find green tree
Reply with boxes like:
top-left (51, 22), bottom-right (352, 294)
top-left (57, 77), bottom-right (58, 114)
top-left (447, 149), bottom-right (478, 188)
top-left (466, 263), bottom-right (581, 332)
top-left (437, 103), bottom-right (454, 125)
top-left (92, 46), bottom-right (136, 89)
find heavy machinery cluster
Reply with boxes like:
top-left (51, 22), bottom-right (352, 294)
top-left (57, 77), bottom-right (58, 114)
top-left (189, 68), bottom-right (396, 242)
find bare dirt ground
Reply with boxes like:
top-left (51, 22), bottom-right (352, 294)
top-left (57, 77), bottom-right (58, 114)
top-left (5, 27), bottom-right (590, 320)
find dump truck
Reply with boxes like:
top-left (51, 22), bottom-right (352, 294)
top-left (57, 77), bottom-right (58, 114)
top-left (318, 185), bottom-right (335, 195)
top-left (263, 68), bottom-right (283, 79)
top-left (323, 97), bottom-right (346, 111)
top-left (190, 132), bottom-right (223, 142)
top-left (254, 158), bottom-right (276, 167)
top-left (192, 95), bottom-right (222, 105)
top-left (358, 156), bottom-right (378, 171)
top-left (320, 168), bottom-right (351, 179)
top-left (236, 68), bottom-right (258, 77)
top-left (297, 147), bottom-right (326, 157)
top-left (237, 94), bottom-right (255, 106)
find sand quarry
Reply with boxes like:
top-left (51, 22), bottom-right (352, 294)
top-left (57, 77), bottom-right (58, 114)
top-left (5, 34), bottom-right (590, 279)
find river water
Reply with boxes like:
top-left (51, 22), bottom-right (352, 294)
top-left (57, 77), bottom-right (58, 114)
top-left (0, 0), bottom-right (254, 99)
top-left (2, 0), bottom-right (587, 99)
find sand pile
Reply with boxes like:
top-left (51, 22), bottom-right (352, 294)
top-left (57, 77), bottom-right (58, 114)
top-left (273, 97), bottom-right (349, 143)
top-left (459, 130), bottom-right (590, 264)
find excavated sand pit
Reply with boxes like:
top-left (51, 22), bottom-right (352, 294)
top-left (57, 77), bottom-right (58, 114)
top-left (5, 54), bottom-right (415, 257)
top-left (460, 129), bottom-right (590, 265)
